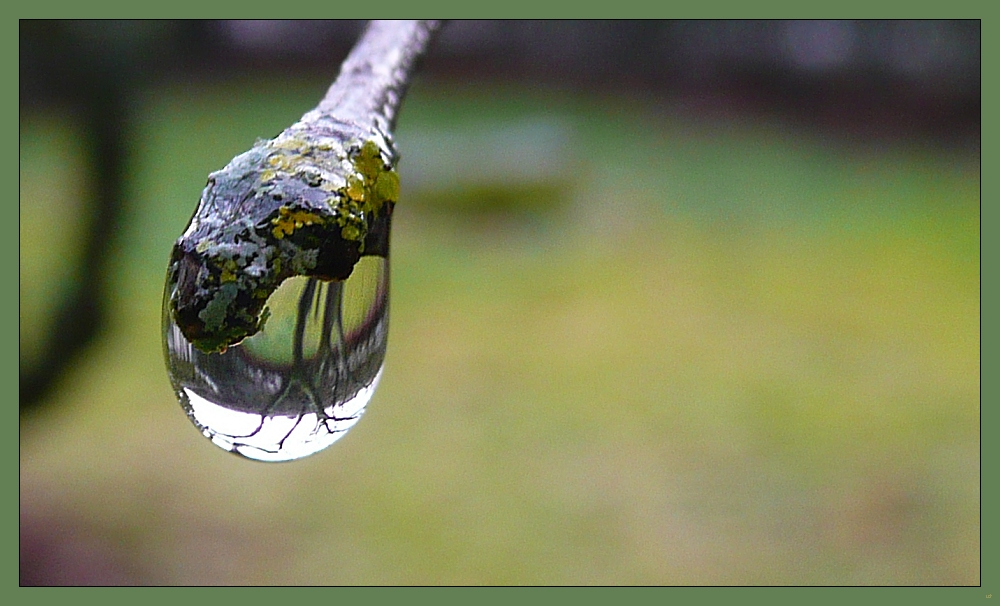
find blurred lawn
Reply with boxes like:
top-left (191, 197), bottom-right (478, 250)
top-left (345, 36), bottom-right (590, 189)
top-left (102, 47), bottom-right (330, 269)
top-left (19, 76), bottom-right (979, 585)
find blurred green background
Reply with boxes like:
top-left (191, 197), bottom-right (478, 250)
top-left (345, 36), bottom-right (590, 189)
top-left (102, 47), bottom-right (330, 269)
top-left (20, 21), bottom-right (979, 585)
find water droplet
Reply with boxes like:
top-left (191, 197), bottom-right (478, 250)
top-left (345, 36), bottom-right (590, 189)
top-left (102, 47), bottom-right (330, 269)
top-left (163, 256), bottom-right (389, 462)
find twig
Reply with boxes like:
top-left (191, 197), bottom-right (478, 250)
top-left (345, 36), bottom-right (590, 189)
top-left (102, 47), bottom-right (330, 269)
top-left (314, 20), bottom-right (440, 135)
top-left (165, 20), bottom-right (440, 354)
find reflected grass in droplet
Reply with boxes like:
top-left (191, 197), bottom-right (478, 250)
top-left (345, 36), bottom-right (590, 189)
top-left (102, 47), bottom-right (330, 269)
top-left (241, 276), bottom-right (323, 365)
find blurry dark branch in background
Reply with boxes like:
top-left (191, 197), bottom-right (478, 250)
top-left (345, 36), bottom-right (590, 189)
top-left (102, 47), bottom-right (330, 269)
top-left (18, 21), bottom-right (240, 412)
top-left (20, 21), bottom-right (145, 411)
top-left (18, 21), bottom-right (371, 414)
top-left (18, 20), bottom-right (980, 415)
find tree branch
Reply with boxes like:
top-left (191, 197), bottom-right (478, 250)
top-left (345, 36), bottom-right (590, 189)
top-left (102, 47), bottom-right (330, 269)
top-left (313, 20), bottom-right (440, 134)
top-left (165, 20), bottom-right (441, 354)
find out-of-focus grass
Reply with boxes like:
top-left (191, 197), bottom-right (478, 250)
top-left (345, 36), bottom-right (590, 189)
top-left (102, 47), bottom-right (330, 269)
top-left (19, 77), bottom-right (979, 585)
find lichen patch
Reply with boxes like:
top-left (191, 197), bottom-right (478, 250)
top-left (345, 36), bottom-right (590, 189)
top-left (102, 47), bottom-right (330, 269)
top-left (271, 206), bottom-right (323, 240)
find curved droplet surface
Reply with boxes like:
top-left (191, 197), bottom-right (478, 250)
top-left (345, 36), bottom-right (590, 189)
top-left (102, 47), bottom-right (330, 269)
top-left (163, 256), bottom-right (389, 462)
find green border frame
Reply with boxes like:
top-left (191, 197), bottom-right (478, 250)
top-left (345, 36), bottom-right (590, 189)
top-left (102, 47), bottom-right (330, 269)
top-left (978, 8), bottom-right (991, 603)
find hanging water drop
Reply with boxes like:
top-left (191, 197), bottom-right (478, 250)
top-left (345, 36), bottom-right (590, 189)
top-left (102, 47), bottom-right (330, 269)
top-left (161, 20), bottom-right (440, 460)
top-left (161, 131), bottom-right (397, 461)
top-left (160, 130), bottom-right (397, 461)
top-left (163, 257), bottom-right (389, 462)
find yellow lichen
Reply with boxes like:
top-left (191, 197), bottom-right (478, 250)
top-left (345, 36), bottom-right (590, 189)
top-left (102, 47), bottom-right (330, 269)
top-left (341, 224), bottom-right (361, 241)
top-left (272, 137), bottom-right (306, 151)
top-left (261, 139), bottom-right (398, 247)
top-left (271, 206), bottom-right (323, 239)
top-left (346, 175), bottom-right (366, 201)
top-left (375, 171), bottom-right (399, 205)
top-left (335, 139), bottom-right (400, 222)
top-left (267, 153), bottom-right (300, 172)
top-left (354, 140), bottom-right (384, 182)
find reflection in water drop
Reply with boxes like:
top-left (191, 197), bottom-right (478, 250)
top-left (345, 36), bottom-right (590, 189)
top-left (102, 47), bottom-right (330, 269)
top-left (163, 257), bottom-right (389, 462)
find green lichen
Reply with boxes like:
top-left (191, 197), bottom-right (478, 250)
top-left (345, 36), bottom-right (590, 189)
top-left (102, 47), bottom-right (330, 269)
top-left (219, 258), bottom-right (239, 283)
top-left (198, 282), bottom-right (238, 334)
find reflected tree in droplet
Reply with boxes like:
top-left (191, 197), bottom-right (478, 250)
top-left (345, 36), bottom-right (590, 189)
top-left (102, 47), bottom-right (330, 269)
top-left (163, 257), bottom-right (388, 461)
